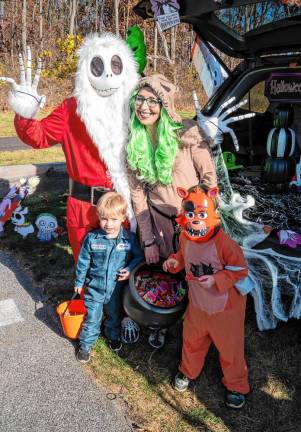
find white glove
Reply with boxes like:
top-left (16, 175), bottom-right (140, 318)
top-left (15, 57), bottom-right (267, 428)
top-left (193, 92), bottom-right (255, 151)
top-left (0, 47), bottom-right (46, 119)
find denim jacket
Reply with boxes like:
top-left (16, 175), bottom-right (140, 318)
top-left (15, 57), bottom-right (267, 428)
top-left (75, 227), bottom-right (144, 303)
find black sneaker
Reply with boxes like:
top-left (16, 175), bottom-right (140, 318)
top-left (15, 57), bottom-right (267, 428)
top-left (109, 340), bottom-right (122, 352)
top-left (148, 329), bottom-right (167, 349)
top-left (225, 391), bottom-right (246, 409)
top-left (76, 349), bottom-right (91, 363)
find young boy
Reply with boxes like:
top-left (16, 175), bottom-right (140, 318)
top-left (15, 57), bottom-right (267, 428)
top-left (163, 184), bottom-right (250, 409)
top-left (75, 192), bottom-right (143, 363)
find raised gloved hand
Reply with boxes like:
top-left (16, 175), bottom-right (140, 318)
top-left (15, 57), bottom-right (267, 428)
top-left (192, 92), bottom-right (255, 151)
top-left (0, 47), bottom-right (46, 119)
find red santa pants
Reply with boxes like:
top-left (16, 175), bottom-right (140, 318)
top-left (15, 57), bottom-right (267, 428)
top-left (179, 298), bottom-right (250, 394)
top-left (66, 196), bottom-right (99, 262)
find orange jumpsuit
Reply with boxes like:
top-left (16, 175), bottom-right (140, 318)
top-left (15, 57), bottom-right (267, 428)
top-left (168, 229), bottom-right (250, 395)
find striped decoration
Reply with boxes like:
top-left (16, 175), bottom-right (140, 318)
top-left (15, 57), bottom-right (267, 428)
top-left (266, 128), bottom-right (295, 158)
top-left (273, 108), bottom-right (293, 128)
top-left (264, 157), bottom-right (296, 184)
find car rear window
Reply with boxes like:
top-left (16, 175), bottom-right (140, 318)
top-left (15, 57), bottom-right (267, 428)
top-left (215, 2), bottom-right (301, 36)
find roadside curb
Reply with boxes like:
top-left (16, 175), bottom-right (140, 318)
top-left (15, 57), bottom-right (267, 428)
top-left (0, 162), bottom-right (68, 195)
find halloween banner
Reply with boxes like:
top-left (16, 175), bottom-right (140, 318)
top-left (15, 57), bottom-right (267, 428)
top-left (265, 73), bottom-right (301, 103)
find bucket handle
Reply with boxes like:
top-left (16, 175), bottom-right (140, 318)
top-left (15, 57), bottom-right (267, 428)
top-left (62, 292), bottom-right (79, 317)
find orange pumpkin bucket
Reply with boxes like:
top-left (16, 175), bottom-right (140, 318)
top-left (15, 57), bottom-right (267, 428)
top-left (56, 299), bottom-right (87, 339)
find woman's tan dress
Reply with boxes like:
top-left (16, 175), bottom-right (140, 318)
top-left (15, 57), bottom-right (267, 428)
top-left (128, 119), bottom-right (217, 258)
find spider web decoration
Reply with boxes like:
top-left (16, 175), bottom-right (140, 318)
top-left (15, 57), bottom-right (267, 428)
top-left (211, 139), bottom-right (301, 330)
top-left (229, 176), bottom-right (301, 231)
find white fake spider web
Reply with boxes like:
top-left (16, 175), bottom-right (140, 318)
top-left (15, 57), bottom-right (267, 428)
top-left (212, 140), bottom-right (301, 330)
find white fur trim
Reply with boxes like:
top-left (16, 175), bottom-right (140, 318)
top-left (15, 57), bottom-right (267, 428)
top-left (74, 33), bottom-right (139, 218)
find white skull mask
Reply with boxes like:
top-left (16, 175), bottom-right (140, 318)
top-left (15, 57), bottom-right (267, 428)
top-left (87, 51), bottom-right (124, 97)
top-left (75, 33), bottom-right (136, 100)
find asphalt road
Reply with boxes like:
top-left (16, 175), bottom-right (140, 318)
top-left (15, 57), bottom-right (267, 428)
top-left (0, 251), bottom-right (133, 432)
top-left (0, 137), bottom-right (29, 152)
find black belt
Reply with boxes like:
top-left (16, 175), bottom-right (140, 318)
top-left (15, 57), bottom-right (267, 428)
top-left (69, 179), bottom-right (112, 206)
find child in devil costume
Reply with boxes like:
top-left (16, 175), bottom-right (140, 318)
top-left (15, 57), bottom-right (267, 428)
top-left (163, 183), bottom-right (250, 409)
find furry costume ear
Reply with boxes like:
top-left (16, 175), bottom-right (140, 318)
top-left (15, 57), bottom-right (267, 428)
top-left (177, 187), bottom-right (189, 199)
top-left (126, 25), bottom-right (147, 75)
top-left (206, 187), bottom-right (219, 199)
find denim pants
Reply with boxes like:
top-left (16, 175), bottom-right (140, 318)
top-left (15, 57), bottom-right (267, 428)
top-left (79, 283), bottom-right (123, 352)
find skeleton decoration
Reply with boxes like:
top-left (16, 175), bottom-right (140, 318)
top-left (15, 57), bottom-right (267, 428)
top-left (11, 205), bottom-right (35, 238)
top-left (0, 176), bottom-right (39, 236)
top-left (35, 213), bottom-right (58, 242)
top-left (193, 94), bottom-right (301, 331)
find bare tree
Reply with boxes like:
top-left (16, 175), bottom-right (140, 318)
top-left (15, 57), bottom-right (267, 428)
top-left (22, 0), bottom-right (27, 56)
top-left (156, 21), bottom-right (171, 64)
top-left (114, 0), bottom-right (120, 36)
top-left (39, 0), bottom-right (43, 48)
top-left (69, 0), bottom-right (77, 36)
top-left (154, 23), bottom-right (158, 71)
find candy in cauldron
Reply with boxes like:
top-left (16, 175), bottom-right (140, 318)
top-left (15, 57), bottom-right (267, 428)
top-left (123, 262), bottom-right (187, 330)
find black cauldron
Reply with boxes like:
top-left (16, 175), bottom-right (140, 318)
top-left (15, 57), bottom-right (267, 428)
top-left (123, 262), bottom-right (188, 330)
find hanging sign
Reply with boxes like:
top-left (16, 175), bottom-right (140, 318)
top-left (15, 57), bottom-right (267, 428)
top-left (265, 73), bottom-right (301, 103)
top-left (150, 0), bottom-right (180, 31)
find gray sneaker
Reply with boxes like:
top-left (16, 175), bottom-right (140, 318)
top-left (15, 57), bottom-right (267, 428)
top-left (172, 372), bottom-right (191, 392)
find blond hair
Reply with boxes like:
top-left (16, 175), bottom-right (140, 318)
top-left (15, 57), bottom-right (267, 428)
top-left (96, 192), bottom-right (127, 219)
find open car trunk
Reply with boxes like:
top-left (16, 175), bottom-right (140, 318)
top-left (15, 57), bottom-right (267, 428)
top-left (134, 0), bottom-right (301, 331)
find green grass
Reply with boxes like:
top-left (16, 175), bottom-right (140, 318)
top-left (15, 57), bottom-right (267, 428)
top-left (0, 111), bottom-right (16, 137)
top-left (0, 108), bottom-right (52, 137)
top-left (0, 108), bottom-right (65, 166)
top-left (0, 147), bottom-right (65, 166)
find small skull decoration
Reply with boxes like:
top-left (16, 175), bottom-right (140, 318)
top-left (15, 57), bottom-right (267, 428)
top-left (35, 213), bottom-right (58, 242)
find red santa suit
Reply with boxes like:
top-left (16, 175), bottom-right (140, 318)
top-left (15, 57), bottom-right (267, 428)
top-left (10, 33), bottom-right (139, 262)
top-left (14, 97), bottom-right (113, 261)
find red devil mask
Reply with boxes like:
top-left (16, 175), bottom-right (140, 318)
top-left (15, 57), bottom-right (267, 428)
top-left (176, 185), bottom-right (221, 242)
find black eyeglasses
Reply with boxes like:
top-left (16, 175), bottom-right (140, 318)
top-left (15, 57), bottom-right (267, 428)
top-left (135, 95), bottom-right (161, 109)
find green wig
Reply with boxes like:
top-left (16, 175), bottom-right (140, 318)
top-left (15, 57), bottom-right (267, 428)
top-left (127, 91), bottom-right (182, 185)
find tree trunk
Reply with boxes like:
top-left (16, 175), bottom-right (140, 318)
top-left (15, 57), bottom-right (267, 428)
top-left (95, 0), bottom-right (99, 33)
top-left (100, 0), bottom-right (105, 31)
top-left (171, 26), bottom-right (176, 64)
top-left (156, 21), bottom-right (171, 64)
top-left (39, 0), bottom-right (43, 49)
top-left (114, 0), bottom-right (120, 36)
top-left (154, 23), bottom-right (158, 71)
top-left (22, 0), bottom-right (27, 57)
top-left (69, 0), bottom-right (77, 36)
